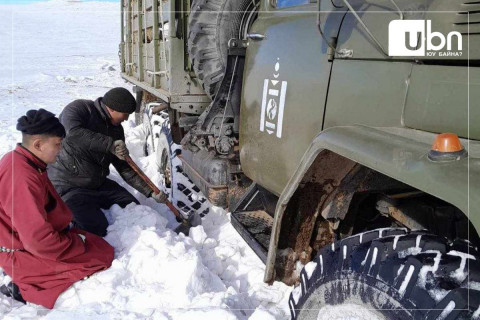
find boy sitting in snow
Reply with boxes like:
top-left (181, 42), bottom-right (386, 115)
top-left (0, 109), bottom-right (114, 308)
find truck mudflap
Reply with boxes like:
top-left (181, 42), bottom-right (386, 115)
top-left (264, 125), bottom-right (480, 283)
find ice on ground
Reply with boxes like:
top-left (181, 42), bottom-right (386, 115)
top-left (248, 305), bottom-right (277, 320)
top-left (304, 261), bottom-right (317, 280)
top-left (46, 201), bottom-right (289, 319)
top-left (0, 0), bottom-right (292, 318)
top-left (315, 303), bottom-right (383, 320)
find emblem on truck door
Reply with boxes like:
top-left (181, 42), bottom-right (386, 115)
top-left (260, 58), bottom-right (287, 138)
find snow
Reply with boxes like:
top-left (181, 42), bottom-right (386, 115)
top-left (464, 281), bottom-right (480, 291)
top-left (437, 300), bottom-right (455, 320)
top-left (398, 265), bottom-right (415, 297)
top-left (0, 0), bottom-right (292, 318)
top-left (396, 264), bottom-right (404, 276)
top-left (304, 261), bottom-right (317, 280)
top-left (416, 235), bottom-right (422, 249)
top-left (447, 250), bottom-right (476, 284)
top-left (428, 288), bottom-right (449, 304)
top-left (398, 246), bottom-right (421, 259)
top-left (416, 250), bottom-right (441, 288)
top-left (248, 306), bottom-right (277, 320)
top-left (474, 304), bottom-right (480, 320)
top-left (290, 286), bottom-right (301, 305)
top-left (319, 254), bottom-right (323, 274)
top-left (392, 235), bottom-right (402, 250)
top-left (370, 247), bottom-right (378, 268)
top-left (360, 248), bottom-right (370, 266)
top-left (315, 303), bottom-right (383, 320)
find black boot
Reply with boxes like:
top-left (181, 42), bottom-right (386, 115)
top-left (0, 282), bottom-right (26, 304)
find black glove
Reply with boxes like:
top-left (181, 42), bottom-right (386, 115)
top-left (110, 140), bottom-right (129, 160)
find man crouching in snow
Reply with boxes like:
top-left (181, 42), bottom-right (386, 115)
top-left (48, 87), bottom-right (167, 237)
top-left (0, 109), bottom-right (114, 308)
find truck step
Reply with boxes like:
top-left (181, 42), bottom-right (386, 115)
top-left (231, 210), bottom-right (273, 263)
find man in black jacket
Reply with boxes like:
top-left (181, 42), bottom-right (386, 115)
top-left (48, 87), bottom-right (167, 236)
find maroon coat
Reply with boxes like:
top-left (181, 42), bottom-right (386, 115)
top-left (0, 145), bottom-right (114, 308)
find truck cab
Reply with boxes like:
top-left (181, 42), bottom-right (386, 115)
top-left (120, 1), bottom-right (480, 318)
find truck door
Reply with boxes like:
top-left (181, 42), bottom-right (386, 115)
top-left (239, 0), bottom-right (345, 195)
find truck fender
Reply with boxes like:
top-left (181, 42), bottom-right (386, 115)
top-left (264, 125), bottom-right (480, 283)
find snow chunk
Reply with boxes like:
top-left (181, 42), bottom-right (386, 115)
top-left (417, 250), bottom-right (441, 288)
top-left (190, 226), bottom-right (208, 247)
top-left (304, 261), bottom-right (318, 280)
top-left (447, 250), bottom-right (476, 283)
top-left (316, 303), bottom-right (383, 320)
top-left (399, 265), bottom-right (415, 297)
top-left (463, 281), bottom-right (480, 291)
top-left (291, 285), bottom-right (302, 304)
top-left (248, 305), bottom-right (277, 320)
top-left (473, 304), bottom-right (480, 320)
top-left (429, 288), bottom-right (449, 303)
top-left (398, 247), bottom-right (422, 259)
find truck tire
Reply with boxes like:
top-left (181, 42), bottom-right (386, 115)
top-left (134, 88), bottom-right (144, 126)
top-left (289, 228), bottom-right (480, 320)
top-left (188, 0), bottom-right (250, 98)
top-left (156, 124), bottom-right (173, 189)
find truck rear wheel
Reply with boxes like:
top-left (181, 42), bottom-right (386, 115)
top-left (134, 88), bottom-right (145, 126)
top-left (188, 0), bottom-right (251, 98)
top-left (290, 228), bottom-right (480, 320)
top-left (156, 124), bottom-right (173, 189)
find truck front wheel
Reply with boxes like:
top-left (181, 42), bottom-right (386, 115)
top-left (290, 228), bottom-right (480, 320)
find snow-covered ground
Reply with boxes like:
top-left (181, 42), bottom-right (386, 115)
top-left (0, 1), bottom-right (292, 318)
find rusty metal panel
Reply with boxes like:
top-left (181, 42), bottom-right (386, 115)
top-left (178, 154), bottom-right (228, 207)
top-left (273, 151), bottom-right (356, 283)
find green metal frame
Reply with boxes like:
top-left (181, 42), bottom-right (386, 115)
top-left (120, 0), bottom-right (210, 114)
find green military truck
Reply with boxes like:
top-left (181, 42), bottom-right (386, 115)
top-left (119, 0), bottom-right (480, 318)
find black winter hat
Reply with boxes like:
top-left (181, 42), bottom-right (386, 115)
top-left (16, 109), bottom-right (66, 137)
top-left (102, 87), bottom-right (136, 113)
